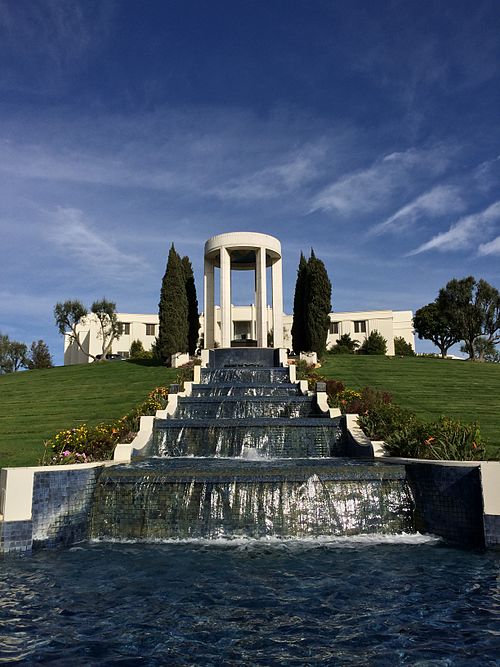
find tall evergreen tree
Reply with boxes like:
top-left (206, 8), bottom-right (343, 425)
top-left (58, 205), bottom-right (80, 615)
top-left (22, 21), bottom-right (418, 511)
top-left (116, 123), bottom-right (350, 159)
top-left (157, 244), bottom-right (188, 364)
top-left (291, 252), bottom-right (308, 353)
top-left (27, 340), bottom-right (53, 369)
top-left (181, 255), bottom-right (200, 355)
top-left (305, 249), bottom-right (332, 356)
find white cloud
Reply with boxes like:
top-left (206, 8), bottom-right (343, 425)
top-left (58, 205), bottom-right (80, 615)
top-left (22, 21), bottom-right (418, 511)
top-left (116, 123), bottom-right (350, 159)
top-left (211, 152), bottom-right (319, 201)
top-left (407, 200), bottom-right (500, 256)
top-left (478, 236), bottom-right (500, 256)
top-left (310, 146), bottom-right (452, 215)
top-left (45, 207), bottom-right (146, 274)
top-left (370, 185), bottom-right (465, 236)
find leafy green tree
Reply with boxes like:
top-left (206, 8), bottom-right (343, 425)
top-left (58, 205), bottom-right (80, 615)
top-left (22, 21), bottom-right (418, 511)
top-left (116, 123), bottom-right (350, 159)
top-left (330, 333), bottom-right (359, 354)
top-left (438, 277), bottom-right (500, 360)
top-left (0, 334), bottom-right (28, 373)
top-left (475, 279), bottom-right (500, 349)
top-left (394, 336), bottom-right (415, 356)
top-left (305, 249), bottom-right (332, 356)
top-left (54, 300), bottom-right (94, 360)
top-left (91, 299), bottom-right (121, 358)
top-left (0, 334), bottom-right (9, 373)
top-left (27, 340), bottom-right (53, 369)
top-left (462, 338), bottom-right (500, 363)
top-left (359, 330), bottom-right (387, 355)
top-left (438, 277), bottom-right (481, 360)
top-left (157, 244), bottom-right (188, 364)
top-left (291, 252), bottom-right (308, 354)
top-left (413, 301), bottom-right (461, 358)
top-left (181, 256), bottom-right (200, 356)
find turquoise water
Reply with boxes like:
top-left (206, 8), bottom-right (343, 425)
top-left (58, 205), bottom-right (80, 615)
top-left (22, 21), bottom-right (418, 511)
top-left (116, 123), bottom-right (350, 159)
top-left (1, 538), bottom-right (498, 665)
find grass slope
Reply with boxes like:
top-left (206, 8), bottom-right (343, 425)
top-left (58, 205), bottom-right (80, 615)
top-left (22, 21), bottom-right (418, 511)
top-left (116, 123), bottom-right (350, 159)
top-left (320, 355), bottom-right (500, 458)
top-left (0, 362), bottom-right (178, 468)
top-left (1, 356), bottom-right (498, 467)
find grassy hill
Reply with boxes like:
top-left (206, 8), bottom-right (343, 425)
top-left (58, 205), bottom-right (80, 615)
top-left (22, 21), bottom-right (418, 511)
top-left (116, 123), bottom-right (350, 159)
top-left (0, 356), bottom-right (498, 467)
top-left (0, 361), bottom-right (178, 468)
top-left (320, 355), bottom-right (500, 459)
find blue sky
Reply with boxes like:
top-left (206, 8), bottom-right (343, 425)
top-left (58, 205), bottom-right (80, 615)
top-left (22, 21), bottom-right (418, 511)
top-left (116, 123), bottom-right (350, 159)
top-left (1, 0), bottom-right (499, 363)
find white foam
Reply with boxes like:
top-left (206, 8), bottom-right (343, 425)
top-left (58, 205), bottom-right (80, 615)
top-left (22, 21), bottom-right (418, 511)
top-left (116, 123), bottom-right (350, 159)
top-left (90, 532), bottom-right (441, 550)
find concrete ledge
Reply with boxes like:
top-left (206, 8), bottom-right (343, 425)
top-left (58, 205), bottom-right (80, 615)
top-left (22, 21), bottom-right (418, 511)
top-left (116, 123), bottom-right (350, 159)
top-left (288, 363), bottom-right (296, 383)
top-left (344, 414), bottom-right (374, 457)
top-left (170, 352), bottom-right (189, 367)
top-left (1, 461), bottom-right (107, 523)
top-left (315, 388), bottom-right (341, 418)
top-left (200, 349), bottom-right (210, 367)
top-left (277, 348), bottom-right (288, 367)
top-left (300, 351), bottom-right (317, 365)
top-left (113, 415), bottom-right (154, 462)
top-left (194, 364), bottom-right (201, 382)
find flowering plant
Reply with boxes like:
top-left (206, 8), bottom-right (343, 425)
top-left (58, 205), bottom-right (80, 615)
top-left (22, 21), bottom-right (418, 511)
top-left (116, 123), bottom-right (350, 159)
top-left (41, 385), bottom-right (170, 465)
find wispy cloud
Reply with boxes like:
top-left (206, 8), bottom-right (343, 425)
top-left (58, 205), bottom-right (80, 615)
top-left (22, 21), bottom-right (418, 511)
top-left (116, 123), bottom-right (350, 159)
top-left (478, 236), bottom-right (500, 257)
top-left (211, 150), bottom-right (321, 201)
top-left (369, 185), bottom-right (465, 236)
top-left (0, 1), bottom-right (113, 94)
top-left (474, 155), bottom-right (500, 193)
top-left (44, 207), bottom-right (146, 274)
top-left (407, 200), bottom-right (500, 256)
top-left (310, 146), bottom-right (452, 215)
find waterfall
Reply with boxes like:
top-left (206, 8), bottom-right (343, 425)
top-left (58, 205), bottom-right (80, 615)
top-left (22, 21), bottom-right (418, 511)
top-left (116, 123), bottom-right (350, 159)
top-left (90, 460), bottom-right (413, 540)
top-left (91, 350), bottom-right (415, 542)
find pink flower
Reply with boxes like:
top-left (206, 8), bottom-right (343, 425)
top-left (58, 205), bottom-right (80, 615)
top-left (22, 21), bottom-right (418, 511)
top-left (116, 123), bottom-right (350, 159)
top-left (63, 450), bottom-right (71, 457)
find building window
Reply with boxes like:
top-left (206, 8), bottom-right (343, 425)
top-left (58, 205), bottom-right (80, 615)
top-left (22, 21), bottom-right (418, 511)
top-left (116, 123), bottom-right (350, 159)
top-left (329, 321), bottom-right (339, 334)
top-left (118, 351), bottom-right (130, 359)
top-left (145, 324), bottom-right (156, 336)
top-left (354, 321), bottom-right (367, 333)
top-left (119, 322), bottom-right (130, 335)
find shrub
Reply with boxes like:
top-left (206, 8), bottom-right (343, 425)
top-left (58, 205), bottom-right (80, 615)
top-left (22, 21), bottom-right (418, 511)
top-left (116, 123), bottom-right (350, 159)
top-left (42, 422), bottom-right (125, 465)
top-left (394, 336), bottom-right (415, 356)
top-left (418, 417), bottom-right (485, 461)
top-left (42, 386), bottom-right (170, 465)
top-left (358, 330), bottom-right (387, 355)
top-left (174, 361), bottom-right (198, 389)
top-left (295, 359), bottom-right (326, 389)
top-left (359, 405), bottom-right (486, 461)
top-left (358, 402), bottom-right (416, 441)
top-left (329, 333), bottom-right (359, 355)
top-left (129, 339), bottom-right (153, 359)
top-left (327, 382), bottom-right (392, 414)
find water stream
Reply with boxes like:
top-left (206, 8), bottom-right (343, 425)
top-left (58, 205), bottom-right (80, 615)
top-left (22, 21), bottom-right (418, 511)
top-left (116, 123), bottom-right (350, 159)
top-left (90, 352), bottom-right (415, 542)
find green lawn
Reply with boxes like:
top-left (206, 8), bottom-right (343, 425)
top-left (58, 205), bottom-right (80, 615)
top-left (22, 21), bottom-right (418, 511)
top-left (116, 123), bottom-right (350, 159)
top-left (320, 355), bottom-right (500, 459)
top-left (1, 356), bottom-right (499, 468)
top-left (0, 361), bottom-right (178, 468)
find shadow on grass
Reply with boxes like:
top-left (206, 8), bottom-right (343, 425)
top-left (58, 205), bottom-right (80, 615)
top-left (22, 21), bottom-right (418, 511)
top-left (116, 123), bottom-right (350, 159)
top-left (125, 359), bottom-right (165, 367)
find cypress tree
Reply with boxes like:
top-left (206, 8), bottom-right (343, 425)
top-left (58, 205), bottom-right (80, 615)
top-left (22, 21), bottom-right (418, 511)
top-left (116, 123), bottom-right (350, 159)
top-left (157, 244), bottom-right (188, 364)
top-left (305, 249), bottom-right (332, 356)
top-left (291, 252), bottom-right (308, 353)
top-left (181, 255), bottom-right (200, 355)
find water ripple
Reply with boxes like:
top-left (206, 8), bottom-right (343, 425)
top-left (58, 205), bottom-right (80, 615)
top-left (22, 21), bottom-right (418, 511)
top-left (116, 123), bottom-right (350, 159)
top-left (0, 541), bottom-right (498, 665)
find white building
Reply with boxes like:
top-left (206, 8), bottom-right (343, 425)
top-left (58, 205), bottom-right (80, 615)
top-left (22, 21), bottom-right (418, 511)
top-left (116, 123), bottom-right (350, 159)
top-left (63, 307), bottom-right (414, 364)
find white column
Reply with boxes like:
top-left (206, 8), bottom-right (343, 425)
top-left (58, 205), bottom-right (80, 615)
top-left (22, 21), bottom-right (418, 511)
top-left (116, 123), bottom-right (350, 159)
top-left (272, 257), bottom-right (284, 348)
top-left (255, 247), bottom-right (267, 347)
top-left (220, 247), bottom-right (232, 347)
top-left (203, 258), bottom-right (215, 349)
top-left (250, 303), bottom-right (256, 340)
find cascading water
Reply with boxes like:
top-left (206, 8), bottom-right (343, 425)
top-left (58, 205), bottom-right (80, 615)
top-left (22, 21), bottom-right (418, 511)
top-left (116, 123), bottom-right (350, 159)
top-left (90, 350), bottom-right (415, 541)
top-left (91, 459), bottom-right (413, 540)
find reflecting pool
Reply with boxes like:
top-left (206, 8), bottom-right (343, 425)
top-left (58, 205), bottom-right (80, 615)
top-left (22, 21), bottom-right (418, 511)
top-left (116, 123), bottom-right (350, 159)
top-left (1, 537), bottom-right (498, 665)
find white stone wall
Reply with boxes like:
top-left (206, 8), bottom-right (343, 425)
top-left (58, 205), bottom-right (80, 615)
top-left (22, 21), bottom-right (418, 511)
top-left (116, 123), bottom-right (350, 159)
top-left (326, 310), bottom-right (415, 355)
top-left (64, 308), bottom-right (414, 364)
